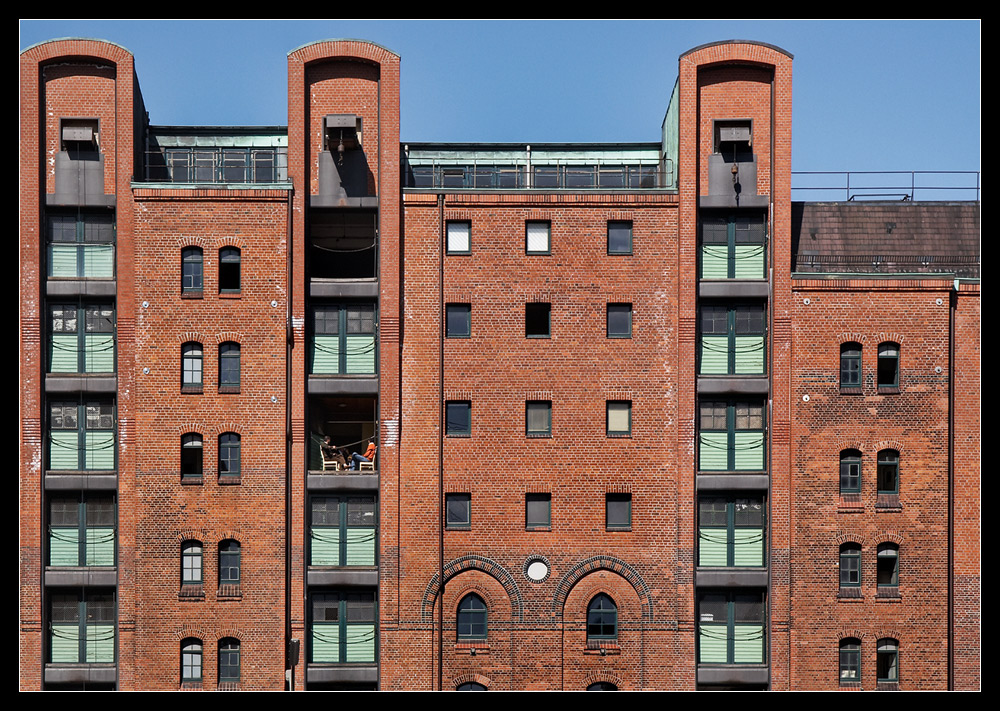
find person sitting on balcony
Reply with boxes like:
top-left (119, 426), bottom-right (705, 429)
top-left (349, 439), bottom-right (377, 470)
top-left (321, 436), bottom-right (348, 470)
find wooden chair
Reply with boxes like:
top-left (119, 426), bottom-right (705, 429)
top-left (358, 446), bottom-right (377, 471)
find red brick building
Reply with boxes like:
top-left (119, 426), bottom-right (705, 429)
top-left (19, 38), bottom-right (979, 690)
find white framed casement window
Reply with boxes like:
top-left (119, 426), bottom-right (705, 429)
top-left (446, 221), bottom-right (471, 254)
top-left (526, 221), bottom-right (551, 254)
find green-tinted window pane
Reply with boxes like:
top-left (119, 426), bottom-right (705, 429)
top-left (49, 528), bottom-right (80, 566)
top-left (345, 528), bottom-right (376, 566)
top-left (312, 334), bottom-right (340, 374)
top-left (51, 624), bottom-right (81, 663)
top-left (312, 624), bottom-right (340, 662)
top-left (344, 335), bottom-right (376, 373)
top-left (701, 245), bottom-right (729, 279)
top-left (699, 624), bottom-right (728, 663)
top-left (700, 335), bottom-right (730, 374)
top-left (345, 624), bottom-right (376, 662)
top-left (734, 335), bottom-right (765, 374)
top-left (698, 527), bottom-right (729, 567)
top-left (733, 528), bottom-right (765, 567)
top-left (733, 244), bottom-right (765, 279)
top-left (86, 527), bottom-right (115, 566)
top-left (50, 431), bottom-right (79, 470)
top-left (699, 432), bottom-right (730, 471)
top-left (83, 245), bottom-right (114, 278)
top-left (733, 625), bottom-right (765, 663)
top-left (86, 624), bottom-right (115, 662)
top-left (310, 527), bottom-right (340, 566)
top-left (84, 334), bottom-right (114, 372)
top-left (50, 334), bottom-right (79, 373)
top-left (49, 245), bottom-right (79, 277)
top-left (85, 431), bottom-right (115, 470)
top-left (733, 432), bottom-right (764, 471)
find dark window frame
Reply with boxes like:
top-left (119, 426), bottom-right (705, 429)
top-left (445, 493), bottom-right (472, 529)
top-left (839, 638), bottom-right (861, 686)
top-left (607, 220), bottom-right (633, 255)
top-left (606, 400), bottom-right (632, 438)
top-left (697, 592), bottom-right (767, 665)
top-left (877, 449), bottom-right (899, 495)
top-left (181, 433), bottom-right (203, 481)
top-left (181, 638), bottom-right (203, 684)
top-left (877, 543), bottom-right (900, 588)
top-left (697, 496), bottom-right (766, 568)
top-left (181, 540), bottom-right (203, 585)
top-left (309, 496), bottom-right (377, 567)
top-left (525, 220), bottom-right (551, 255)
top-left (48, 591), bottom-right (115, 664)
top-left (586, 593), bottom-right (618, 640)
top-left (309, 591), bottom-right (377, 664)
top-left (699, 211), bottom-right (767, 280)
top-left (456, 593), bottom-right (488, 641)
top-left (181, 342), bottom-right (203, 391)
top-left (181, 247), bottom-right (204, 294)
top-left (605, 493), bottom-right (632, 531)
top-left (46, 212), bottom-right (116, 279)
top-left (446, 401), bottom-right (472, 437)
top-left (219, 246), bottom-right (241, 293)
top-left (839, 543), bottom-right (861, 588)
top-left (525, 302), bottom-right (552, 338)
top-left (878, 342), bottom-right (900, 390)
top-left (839, 449), bottom-right (862, 495)
top-left (48, 302), bottom-right (116, 374)
top-left (840, 343), bottom-right (862, 390)
top-left (446, 303), bottom-right (471, 338)
top-left (607, 303), bottom-right (633, 339)
top-left (446, 221), bottom-right (472, 255)
top-left (48, 400), bottom-right (116, 471)
top-left (876, 638), bottom-right (899, 684)
top-left (47, 493), bottom-right (116, 567)
top-left (218, 638), bottom-right (241, 684)
top-left (310, 303), bottom-right (378, 375)
top-left (218, 432), bottom-right (241, 481)
top-left (525, 493), bottom-right (551, 530)
top-left (697, 400), bottom-right (766, 472)
top-left (218, 342), bottom-right (240, 391)
top-left (218, 539), bottom-right (241, 587)
top-left (699, 303), bottom-right (767, 375)
top-left (526, 400), bottom-right (552, 438)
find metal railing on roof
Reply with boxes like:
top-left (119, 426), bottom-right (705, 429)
top-left (793, 253), bottom-right (979, 278)
top-left (403, 161), bottom-right (672, 190)
top-left (791, 171), bottom-right (980, 202)
top-left (143, 146), bottom-right (288, 184)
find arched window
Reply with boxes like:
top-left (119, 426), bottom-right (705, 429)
top-left (878, 342), bottom-right (900, 388)
top-left (587, 682), bottom-right (619, 690)
top-left (181, 540), bottom-right (203, 585)
top-left (877, 543), bottom-right (899, 588)
top-left (840, 342), bottom-right (862, 389)
top-left (219, 247), bottom-right (241, 293)
top-left (181, 433), bottom-right (203, 480)
top-left (456, 682), bottom-right (487, 691)
top-left (218, 638), bottom-right (240, 684)
top-left (219, 540), bottom-right (241, 587)
top-left (839, 544), bottom-right (861, 589)
top-left (839, 449), bottom-right (862, 494)
top-left (876, 638), bottom-right (899, 683)
top-left (181, 342), bottom-right (203, 389)
top-left (457, 593), bottom-right (487, 640)
top-left (839, 638), bottom-right (861, 685)
top-left (587, 594), bottom-right (617, 640)
top-left (219, 433), bottom-right (240, 480)
top-left (181, 638), bottom-right (202, 684)
top-left (877, 450), bottom-right (899, 494)
top-left (181, 247), bottom-right (203, 293)
top-left (219, 342), bottom-right (240, 391)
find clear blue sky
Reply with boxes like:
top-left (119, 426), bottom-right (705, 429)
top-left (20, 20), bottom-right (980, 174)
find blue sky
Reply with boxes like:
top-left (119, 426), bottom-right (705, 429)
top-left (20, 20), bottom-right (980, 177)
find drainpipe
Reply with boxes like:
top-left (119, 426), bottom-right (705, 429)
top-left (285, 187), bottom-right (295, 690)
top-left (438, 192), bottom-right (445, 691)
top-left (947, 279), bottom-right (957, 689)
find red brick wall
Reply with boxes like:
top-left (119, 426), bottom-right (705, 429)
top-left (129, 189), bottom-right (289, 689)
top-left (788, 282), bottom-right (954, 689)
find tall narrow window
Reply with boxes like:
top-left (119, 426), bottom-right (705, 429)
top-left (181, 639), bottom-right (203, 685)
top-left (587, 594), bottom-right (617, 640)
top-left (446, 304), bottom-right (471, 338)
top-left (181, 433), bottom-right (203, 480)
top-left (526, 401), bottom-right (552, 437)
top-left (607, 220), bottom-right (633, 255)
top-left (181, 541), bottom-right (203, 585)
top-left (48, 401), bottom-right (115, 471)
top-left (877, 450), bottom-right (899, 495)
top-left (219, 433), bottom-right (241, 481)
top-left (219, 540), bottom-right (241, 589)
top-left (182, 247), bottom-right (203, 294)
top-left (877, 543), bottom-right (899, 589)
top-left (48, 495), bottom-right (115, 567)
top-left (876, 639), bottom-right (899, 684)
top-left (878, 342), bottom-right (899, 389)
top-left (48, 213), bottom-right (115, 279)
top-left (219, 342), bottom-right (240, 391)
top-left (181, 342), bottom-right (203, 391)
top-left (699, 304), bottom-right (766, 375)
top-left (607, 401), bottom-right (632, 438)
top-left (219, 247), bottom-right (241, 293)
top-left (840, 343), bottom-right (862, 389)
top-left (839, 638), bottom-right (861, 685)
top-left (525, 493), bottom-right (551, 530)
top-left (526, 221), bottom-right (551, 254)
top-left (839, 544), bottom-right (861, 590)
top-left (525, 302), bottom-right (551, 338)
top-left (839, 449), bottom-right (861, 495)
top-left (446, 401), bottom-right (471, 437)
top-left (446, 221), bottom-right (471, 254)
top-left (698, 401), bottom-right (765, 471)
top-left (218, 638), bottom-right (240, 684)
top-left (457, 594), bottom-right (487, 640)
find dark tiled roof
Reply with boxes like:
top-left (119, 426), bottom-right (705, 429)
top-left (791, 202), bottom-right (980, 277)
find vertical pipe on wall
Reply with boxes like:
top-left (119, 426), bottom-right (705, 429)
top-left (284, 187), bottom-right (294, 690)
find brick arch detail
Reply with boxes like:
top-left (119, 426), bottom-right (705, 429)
top-left (834, 532), bottom-right (866, 546)
top-left (451, 582), bottom-right (500, 615)
top-left (875, 333), bottom-right (904, 345)
top-left (215, 332), bottom-right (244, 345)
top-left (451, 673), bottom-right (492, 690)
top-left (178, 332), bottom-right (207, 344)
top-left (179, 236), bottom-right (210, 249)
top-left (217, 630), bottom-right (242, 642)
top-left (176, 424), bottom-right (204, 437)
top-left (874, 441), bottom-right (905, 453)
top-left (216, 238), bottom-right (246, 250)
top-left (176, 531), bottom-right (206, 544)
top-left (874, 531), bottom-right (904, 545)
top-left (837, 441), bottom-right (865, 454)
top-left (176, 629), bottom-right (208, 643)
top-left (583, 670), bottom-right (624, 690)
top-left (213, 424), bottom-right (245, 436)
top-left (550, 556), bottom-right (654, 621)
top-left (838, 629), bottom-right (867, 641)
top-left (838, 333), bottom-right (868, 345)
top-left (421, 555), bottom-right (523, 622)
top-left (874, 630), bottom-right (901, 643)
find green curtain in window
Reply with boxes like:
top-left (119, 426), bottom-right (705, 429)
top-left (311, 335), bottom-right (340, 374)
top-left (85, 432), bottom-right (115, 470)
top-left (50, 624), bottom-right (81, 663)
top-left (310, 528), bottom-right (340, 566)
top-left (701, 245), bottom-right (729, 279)
top-left (82, 245), bottom-right (114, 278)
top-left (699, 624), bottom-right (729, 663)
top-left (698, 528), bottom-right (729, 567)
top-left (311, 624), bottom-right (340, 663)
top-left (733, 245), bottom-right (765, 279)
top-left (50, 334), bottom-right (79, 373)
top-left (734, 335), bottom-right (765, 374)
top-left (345, 624), bottom-right (376, 663)
top-left (85, 624), bottom-right (115, 662)
top-left (699, 432), bottom-right (729, 471)
top-left (84, 334), bottom-right (114, 372)
top-left (345, 528), bottom-right (376, 566)
top-left (344, 335), bottom-right (375, 374)
top-left (49, 528), bottom-right (80, 566)
top-left (733, 432), bottom-right (764, 470)
top-left (699, 335), bottom-right (729, 374)
top-left (85, 527), bottom-right (115, 566)
top-left (48, 245), bottom-right (78, 278)
top-left (49, 432), bottom-right (79, 470)
top-left (732, 624), bottom-right (765, 663)
top-left (733, 529), bottom-right (765, 567)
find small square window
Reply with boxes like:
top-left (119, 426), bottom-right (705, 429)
top-left (607, 401), bottom-right (632, 438)
top-left (447, 221), bottom-right (471, 254)
top-left (526, 303), bottom-right (551, 338)
top-left (446, 493), bottom-right (471, 529)
top-left (608, 221), bottom-right (633, 255)
top-left (526, 493), bottom-right (551, 529)
top-left (526, 401), bottom-right (552, 438)
top-left (446, 401), bottom-right (471, 437)
top-left (607, 303), bottom-right (632, 338)
top-left (446, 304), bottom-right (471, 338)
top-left (526, 221), bottom-right (550, 254)
top-left (606, 493), bottom-right (632, 530)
